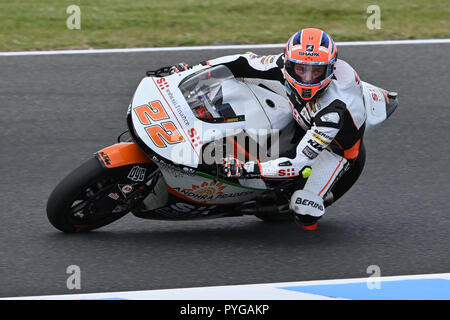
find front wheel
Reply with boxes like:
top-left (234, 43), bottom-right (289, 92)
top-left (46, 157), bottom-right (154, 233)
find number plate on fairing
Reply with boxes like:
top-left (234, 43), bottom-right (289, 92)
top-left (130, 73), bottom-right (202, 168)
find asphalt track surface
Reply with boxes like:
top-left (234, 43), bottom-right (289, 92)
top-left (0, 44), bottom-right (449, 298)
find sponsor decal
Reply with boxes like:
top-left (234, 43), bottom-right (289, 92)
top-left (313, 129), bottom-right (334, 141)
top-left (121, 185), bottom-right (133, 193)
top-left (308, 139), bottom-right (325, 151)
top-left (172, 181), bottom-right (254, 201)
top-left (182, 167), bottom-right (197, 175)
top-left (312, 133), bottom-right (330, 146)
top-left (118, 184), bottom-right (136, 197)
top-left (156, 77), bottom-right (169, 90)
top-left (213, 190), bottom-right (254, 199)
top-left (127, 165), bottom-right (147, 182)
top-left (152, 155), bottom-right (196, 177)
top-left (154, 203), bottom-right (218, 216)
top-left (263, 55), bottom-right (273, 64)
top-left (99, 151), bottom-right (111, 166)
top-left (302, 146), bottom-right (318, 159)
top-left (73, 212), bottom-right (84, 218)
top-left (327, 161), bottom-right (350, 192)
top-left (135, 99), bottom-right (185, 148)
top-left (295, 197), bottom-right (324, 211)
top-left (371, 92), bottom-right (379, 101)
top-left (169, 202), bottom-right (217, 215)
top-left (299, 51), bottom-right (320, 57)
top-left (112, 204), bottom-right (128, 213)
top-left (278, 168), bottom-right (296, 177)
top-left (187, 128), bottom-right (203, 148)
top-left (306, 44), bottom-right (315, 52)
top-left (165, 88), bottom-right (190, 126)
top-left (302, 88), bottom-right (312, 98)
top-left (278, 161), bottom-right (292, 167)
top-left (108, 192), bottom-right (120, 200)
top-left (186, 181), bottom-right (226, 199)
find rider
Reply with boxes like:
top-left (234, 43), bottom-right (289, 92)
top-left (171, 28), bottom-right (366, 230)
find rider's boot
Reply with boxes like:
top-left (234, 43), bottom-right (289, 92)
top-left (294, 214), bottom-right (320, 230)
top-left (290, 190), bottom-right (325, 231)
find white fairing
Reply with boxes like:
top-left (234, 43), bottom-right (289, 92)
top-left (245, 82), bottom-right (293, 131)
top-left (130, 65), bottom-right (292, 169)
top-left (361, 81), bottom-right (389, 134)
top-left (130, 65), bottom-right (293, 204)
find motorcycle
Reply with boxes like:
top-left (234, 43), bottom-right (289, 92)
top-left (46, 64), bottom-right (398, 232)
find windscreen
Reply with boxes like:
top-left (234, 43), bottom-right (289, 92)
top-left (179, 66), bottom-right (244, 123)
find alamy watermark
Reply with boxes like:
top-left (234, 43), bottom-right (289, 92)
top-left (366, 5), bottom-right (381, 30)
top-left (66, 265), bottom-right (81, 290)
top-left (66, 5), bottom-right (81, 30)
top-left (166, 121), bottom-right (281, 166)
top-left (366, 265), bottom-right (381, 289)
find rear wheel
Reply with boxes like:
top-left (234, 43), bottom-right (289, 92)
top-left (46, 157), bottom-right (155, 233)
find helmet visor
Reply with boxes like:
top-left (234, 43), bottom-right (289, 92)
top-left (285, 60), bottom-right (332, 85)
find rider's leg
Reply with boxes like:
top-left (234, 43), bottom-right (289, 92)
top-left (325, 142), bottom-right (366, 206)
top-left (289, 143), bottom-right (366, 229)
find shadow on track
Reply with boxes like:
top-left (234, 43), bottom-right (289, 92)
top-left (44, 218), bottom-right (356, 250)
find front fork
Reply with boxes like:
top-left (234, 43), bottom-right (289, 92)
top-left (94, 142), bottom-right (157, 213)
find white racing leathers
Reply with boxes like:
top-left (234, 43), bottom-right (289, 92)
top-left (203, 53), bottom-right (366, 222)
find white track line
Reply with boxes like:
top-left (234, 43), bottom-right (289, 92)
top-left (2, 272), bottom-right (449, 300)
top-left (1, 39), bottom-right (449, 56)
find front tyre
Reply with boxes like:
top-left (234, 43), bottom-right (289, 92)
top-left (47, 157), bottom-right (151, 233)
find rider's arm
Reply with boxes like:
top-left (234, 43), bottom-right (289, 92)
top-left (254, 107), bottom-right (344, 179)
top-left (200, 52), bottom-right (285, 82)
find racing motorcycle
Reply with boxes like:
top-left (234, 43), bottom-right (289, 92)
top-left (46, 64), bottom-right (398, 232)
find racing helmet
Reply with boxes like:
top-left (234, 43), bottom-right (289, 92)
top-left (284, 28), bottom-right (337, 102)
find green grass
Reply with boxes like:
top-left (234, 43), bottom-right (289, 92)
top-left (0, 0), bottom-right (448, 51)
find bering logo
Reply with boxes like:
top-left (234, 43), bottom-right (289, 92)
top-left (295, 197), bottom-right (324, 211)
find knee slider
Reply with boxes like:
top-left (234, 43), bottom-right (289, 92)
top-left (290, 190), bottom-right (325, 218)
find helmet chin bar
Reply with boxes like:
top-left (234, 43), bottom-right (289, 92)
top-left (287, 79), bottom-right (331, 104)
top-left (301, 88), bottom-right (312, 99)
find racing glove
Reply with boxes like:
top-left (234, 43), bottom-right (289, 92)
top-left (221, 156), bottom-right (244, 178)
top-left (220, 158), bottom-right (261, 179)
top-left (169, 62), bottom-right (191, 74)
